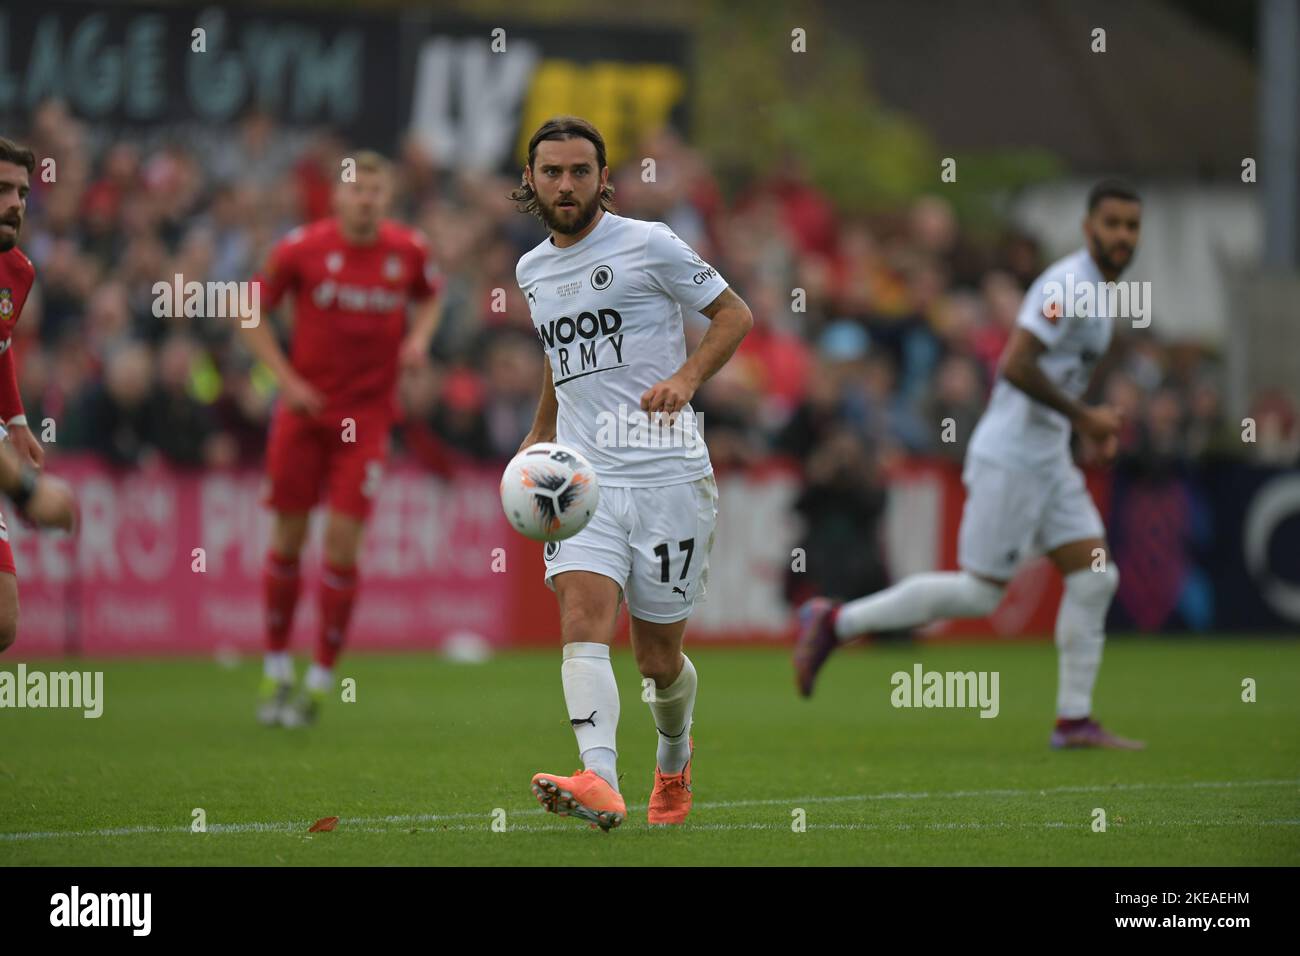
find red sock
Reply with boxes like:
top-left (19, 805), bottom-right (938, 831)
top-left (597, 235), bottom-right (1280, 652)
top-left (264, 552), bottom-right (301, 652)
top-left (317, 561), bottom-right (358, 669)
top-left (1055, 715), bottom-right (1091, 730)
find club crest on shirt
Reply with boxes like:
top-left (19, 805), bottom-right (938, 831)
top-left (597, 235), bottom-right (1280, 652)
top-left (590, 265), bottom-right (614, 291)
top-left (326, 252), bottom-right (344, 274)
top-left (384, 255), bottom-right (402, 281)
top-left (0, 288), bottom-right (12, 321)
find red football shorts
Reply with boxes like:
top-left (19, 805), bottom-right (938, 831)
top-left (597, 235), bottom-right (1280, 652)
top-left (264, 405), bottom-right (392, 520)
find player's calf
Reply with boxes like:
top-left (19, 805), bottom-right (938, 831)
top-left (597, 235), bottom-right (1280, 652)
top-left (0, 571), bottom-right (17, 654)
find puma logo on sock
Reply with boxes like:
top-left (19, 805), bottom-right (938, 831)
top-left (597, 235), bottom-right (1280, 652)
top-left (569, 710), bottom-right (597, 727)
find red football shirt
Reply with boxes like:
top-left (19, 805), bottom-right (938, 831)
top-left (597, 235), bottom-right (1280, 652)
top-left (0, 246), bottom-right (36, 425)
top-left (256, 219), bottom-right (439, 416)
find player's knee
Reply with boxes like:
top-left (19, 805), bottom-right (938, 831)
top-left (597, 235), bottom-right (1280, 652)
top-left (0, 608), bottom-right (16, 653)
top-left (958, 573), bottom-right (1005, 616)
top-left (632, 643), bottom-right (680, 686)
top-left (559, 602), bottom-right (612, 644)
top-left (270, 513), bottom-right (310, 556)
top-left (323, 519), bottom-right (364, 567)
top-left (1065, 562), bottom-right (1119, 605)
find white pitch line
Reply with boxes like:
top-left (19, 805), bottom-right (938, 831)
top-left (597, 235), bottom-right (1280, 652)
top-left (364, 819), bottom-right (1300, 835)
top-left (1, 778), bottom-right (1296, 844)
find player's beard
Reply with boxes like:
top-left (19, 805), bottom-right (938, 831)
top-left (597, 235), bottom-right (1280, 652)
top-left (0, 217), bottom-right (18, 252)
top-left (540, 192), bottom-right (600, 236)
top-left (1090, 235), bottom-right (1134, 277)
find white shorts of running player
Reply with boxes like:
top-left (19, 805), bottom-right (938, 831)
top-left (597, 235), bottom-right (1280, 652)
top-left (544, 475), bottom-right (719, 624)
top-left (958, 455), bottom-right (1104, 581)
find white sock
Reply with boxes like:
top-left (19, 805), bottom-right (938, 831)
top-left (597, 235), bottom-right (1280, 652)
top-left (264, 652), bottom-right (292, 684)
top-left (1055, 565), bottom-right (1118, 719)
top-left (649, 654), bottom-right (696, 774)
top-left (305, 663), bottom-right (333, 694)
top-left (834, 572), bottom-right (1004, 640)
top-left (562, 642), bottom-right (621, 792)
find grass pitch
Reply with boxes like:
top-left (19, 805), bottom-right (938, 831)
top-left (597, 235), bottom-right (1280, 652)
top-left (2, 639), bottom-right (1297, 866)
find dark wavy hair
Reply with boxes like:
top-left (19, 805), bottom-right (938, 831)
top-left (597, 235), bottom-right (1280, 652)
top-left (509, 116), bottom-right (616, 221)
top-left (0, 137), bottom-right (36, 174)
top-left (1087, 178), bottom-right (1140, 212)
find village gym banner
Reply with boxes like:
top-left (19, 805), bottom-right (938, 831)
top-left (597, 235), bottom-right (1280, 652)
top-left (0, 3), bottom-right (690, 167)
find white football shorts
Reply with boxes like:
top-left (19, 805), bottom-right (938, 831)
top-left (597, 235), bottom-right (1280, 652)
top-left (957, 454), bottom-right (1105, 581)
top-left (544, 474), bottom-right (719, 624)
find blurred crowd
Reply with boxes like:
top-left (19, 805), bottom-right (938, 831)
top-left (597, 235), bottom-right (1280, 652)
top-left (12, 100), bottom-right (1299, 497)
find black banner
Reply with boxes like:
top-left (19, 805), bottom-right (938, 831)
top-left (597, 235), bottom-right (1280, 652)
top-left (0, 3), bottom-right (691, 169)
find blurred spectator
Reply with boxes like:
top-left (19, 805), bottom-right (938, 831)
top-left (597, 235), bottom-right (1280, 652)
top-left (785, 427), bottom-right (888, 606)
top-left (69, 341), bottom-right (156, 467)
top-left (924, 354), bottom-right (987, 462)
top-left (146, 335), bottom-right (219, 468)
top-left (3, 110), bottom-right (1280, 497)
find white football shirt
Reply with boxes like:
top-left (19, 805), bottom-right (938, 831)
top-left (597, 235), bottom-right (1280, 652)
top-left (967, 248), bottom-right (1114, 470)
top-left (516, 212), bottom-right (729, 487)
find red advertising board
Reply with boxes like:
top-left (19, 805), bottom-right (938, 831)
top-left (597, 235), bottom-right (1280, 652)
top-left (9, 457), bottom-right (1103, 657)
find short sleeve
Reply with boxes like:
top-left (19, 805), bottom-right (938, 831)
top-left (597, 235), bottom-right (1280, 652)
top-left (407, 231), bottom-right (440, 302)
top-left (1017, 273), bottom-right (1073, 348)
top-left (255, 229), bottom-right (303, 312)
top-left (643, 223), bottom-right (729, 313)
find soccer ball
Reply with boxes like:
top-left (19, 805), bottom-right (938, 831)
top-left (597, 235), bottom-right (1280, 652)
top-left (500, 442), bottom-right (600, 542)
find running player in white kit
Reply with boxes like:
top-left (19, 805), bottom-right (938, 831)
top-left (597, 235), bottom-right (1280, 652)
top-left (512, 117), bottom-right (754, 829)
top-left (795, 180), bottom-right (1145, 750)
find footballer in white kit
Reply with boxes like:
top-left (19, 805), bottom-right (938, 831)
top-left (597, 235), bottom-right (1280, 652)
top-left (795, 180), bottom-right (1146, 751)
top-left (511, 117), bottom-right (753, 830)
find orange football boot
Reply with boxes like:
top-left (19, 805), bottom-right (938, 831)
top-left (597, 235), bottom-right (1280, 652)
top-left (530, 769), bottom-right (626, 831)
top-left (647, 737), bottom-right (693, 825)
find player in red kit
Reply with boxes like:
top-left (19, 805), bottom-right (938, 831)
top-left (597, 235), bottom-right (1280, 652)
top-left (0, 137), bottom-right (79, 653)
top-left (242, 150), bottom-right (442, 725)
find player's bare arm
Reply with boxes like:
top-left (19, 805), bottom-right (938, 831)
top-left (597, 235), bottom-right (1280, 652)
top-left (641, 286), bottom-right (753, 417)
top-left (0, 349), bottom-right (42, 468)
top-left (1078, 335), bottom-right (1122, 464)
top-left (7, 422), bottom-right (42, 469)
top-left (519, 359), bottom-right (558, 451)
top-left (1000, 327), bottom-right (1120, 444)
top-left (400, 293), bottom-right (443, 370)
top-left (0, 438), bottom-right (74, 533)
top-left (238, 306), bottom-right (324, 415)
